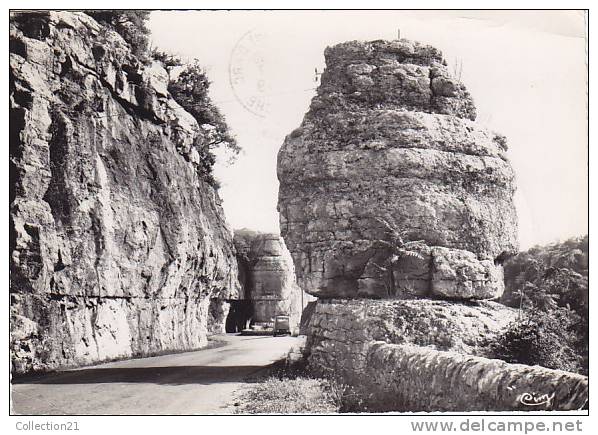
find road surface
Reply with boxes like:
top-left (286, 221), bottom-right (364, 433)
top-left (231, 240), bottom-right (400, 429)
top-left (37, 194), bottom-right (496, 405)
top-left (11, 334), bottom-right (300, 415)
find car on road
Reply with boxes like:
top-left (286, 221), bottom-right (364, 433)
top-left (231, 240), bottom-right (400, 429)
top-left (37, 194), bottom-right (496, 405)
top-left (273, 315), bottom-right (290, 336)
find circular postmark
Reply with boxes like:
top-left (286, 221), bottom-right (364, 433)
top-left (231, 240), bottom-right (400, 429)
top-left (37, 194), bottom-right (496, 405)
top-left (228, 29), bottom-right (271, 118)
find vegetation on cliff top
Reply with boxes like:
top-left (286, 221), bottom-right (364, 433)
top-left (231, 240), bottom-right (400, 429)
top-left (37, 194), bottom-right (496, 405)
top-left (85, 10), bottom-right (238, 188)
top-left (85, 11), bottom-right (151, 60)
top-left (165, 59), bottom-right (240, 187)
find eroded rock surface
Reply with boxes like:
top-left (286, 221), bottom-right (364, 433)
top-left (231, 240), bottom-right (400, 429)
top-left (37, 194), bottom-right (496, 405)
top-left (277, 39), bottom-right (587, 412)
top-left (10, 11), bottom-right (239, 373)
top-left (277, 39), bottom-right (518, 300)
top-left (234, 229), bottom-right (312, 332)
top-left (307, 299), bottom-right (518, 368)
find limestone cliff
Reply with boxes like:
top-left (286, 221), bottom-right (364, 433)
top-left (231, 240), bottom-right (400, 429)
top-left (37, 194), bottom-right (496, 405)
top-left (234, 229), bottom-right (311, 332)
top-left (278, 40), bottom-right (518, 300)
top-left (10, 11), bottom-right (239, 373)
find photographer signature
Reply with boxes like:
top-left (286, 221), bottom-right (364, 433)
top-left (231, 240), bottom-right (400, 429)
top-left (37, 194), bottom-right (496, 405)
top-left (518, 392), bottom-right (555, 407)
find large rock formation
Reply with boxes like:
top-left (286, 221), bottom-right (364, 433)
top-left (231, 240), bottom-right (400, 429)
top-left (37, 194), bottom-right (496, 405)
top-left (274, 38), bottom-right (589, 412)
top-left (278, 40), bottom-right (518, 300)
top-left (234, 229), bottom-right (311, 332)
top-left (10, 11), bottom-right (239, 373)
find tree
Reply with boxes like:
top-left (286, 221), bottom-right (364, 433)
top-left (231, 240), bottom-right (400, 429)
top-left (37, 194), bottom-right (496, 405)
top-left (502, 236), bottom-right (588, 317)
top-left (167, 61), bottom-right (240, 186)
top-left (168, 62), bottom-right (239, 151)
top-left (493, 235), bottom-right (589, 375)
top-left (488, 307), bottom-right (583, 374)
top-left (151, 49), bottom-right (182, 70)
top-left (371, 216), bottom-right (427, 298)
top-left (85, 11), bottom-right (151, 61)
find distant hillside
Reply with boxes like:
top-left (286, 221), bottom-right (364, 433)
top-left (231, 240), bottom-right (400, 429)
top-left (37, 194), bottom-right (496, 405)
top-left (501, 235), bottom-right (588, 315)
top-left (489, 236), bottom-right (588, 375)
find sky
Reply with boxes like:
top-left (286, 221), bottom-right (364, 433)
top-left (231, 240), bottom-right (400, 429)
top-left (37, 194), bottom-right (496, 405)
top-left (149, 10), bottom-right (587, 250)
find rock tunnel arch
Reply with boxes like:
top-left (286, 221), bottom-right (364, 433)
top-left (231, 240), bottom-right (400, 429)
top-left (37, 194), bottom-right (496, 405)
top-left (225, 229), bottom-right (313, 333)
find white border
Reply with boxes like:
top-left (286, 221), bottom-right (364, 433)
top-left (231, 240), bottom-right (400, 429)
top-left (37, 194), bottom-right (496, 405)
top-left (2, 2), bottom-right (593, 433)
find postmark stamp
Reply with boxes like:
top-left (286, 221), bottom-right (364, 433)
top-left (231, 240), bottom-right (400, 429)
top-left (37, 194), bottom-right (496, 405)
top-left (228, 29), bottom-right (271, 118)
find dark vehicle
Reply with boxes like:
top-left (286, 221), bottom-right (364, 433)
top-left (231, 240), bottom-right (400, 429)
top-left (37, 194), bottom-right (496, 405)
top-left (273, 315), bottom-right (290, 336)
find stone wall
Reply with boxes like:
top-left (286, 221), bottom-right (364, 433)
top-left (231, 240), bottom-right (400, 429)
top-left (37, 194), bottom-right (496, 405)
top-left (363, 343), bottom-right (588, 412)
top-left (10, 11), bottom-right (239, 373)
top-left (307, 300), bottom-right (588, 412)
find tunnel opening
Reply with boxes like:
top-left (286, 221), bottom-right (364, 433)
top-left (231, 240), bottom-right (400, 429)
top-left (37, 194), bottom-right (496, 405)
top-left (225, 299), bottom-right (253, 333)
top-left (225, 254), bottom-right (255, 333)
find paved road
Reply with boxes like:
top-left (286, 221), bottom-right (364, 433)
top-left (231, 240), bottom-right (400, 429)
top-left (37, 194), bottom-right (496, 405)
top-left (11, 334), bottom-right (300, 415)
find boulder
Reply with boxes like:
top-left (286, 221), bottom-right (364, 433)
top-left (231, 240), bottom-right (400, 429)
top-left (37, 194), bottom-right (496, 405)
top-left (277, 39), bottom-right (518, 300)
top-left (431, 247), bottom-right (504, 299)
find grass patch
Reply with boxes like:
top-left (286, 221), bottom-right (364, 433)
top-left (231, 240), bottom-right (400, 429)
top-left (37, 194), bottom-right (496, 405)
top-left (233, 377), bottom-right (340, 414)
top-left (232, 350), bottom-right (367, 414)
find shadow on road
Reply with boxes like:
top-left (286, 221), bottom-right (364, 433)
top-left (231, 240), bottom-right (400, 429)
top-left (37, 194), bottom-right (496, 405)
top-left (12, 365), bottom-right (267, 386)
